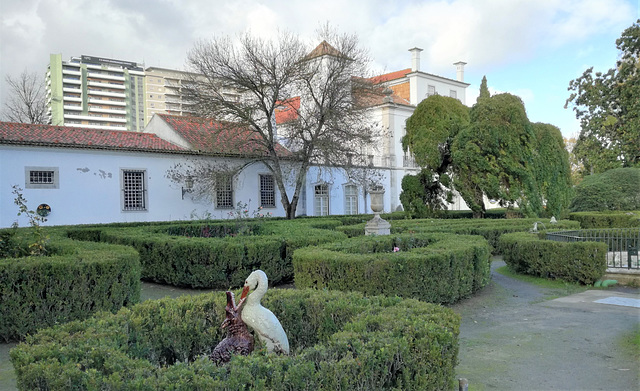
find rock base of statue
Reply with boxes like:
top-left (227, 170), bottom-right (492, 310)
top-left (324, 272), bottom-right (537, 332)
top-left (365, 214), bottom-right (391, 236)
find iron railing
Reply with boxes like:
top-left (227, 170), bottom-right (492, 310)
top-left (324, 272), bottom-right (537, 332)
top-left (546, 228), bottom-right (640, 269)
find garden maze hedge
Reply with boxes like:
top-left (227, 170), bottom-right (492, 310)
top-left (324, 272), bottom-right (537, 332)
top-left (11, 288), bottom-right (461, 390)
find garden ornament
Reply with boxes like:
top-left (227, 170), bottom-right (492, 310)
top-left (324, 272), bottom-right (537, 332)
top-left (210, 291), bottom-right (254, 364)
top-left (239, 270), bottom-right (290, 355)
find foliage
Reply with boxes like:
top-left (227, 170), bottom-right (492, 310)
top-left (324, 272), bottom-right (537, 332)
top-left (478, 75), bottom-right (490, 101)
top-left (184, 27), bottom-right (377, 219)
top-left (2, 69), bottom-right (47, 124)
top-left (8, 185), bottom-right (48, 256)
top-left (0, 228), bottom-right (140, 342)
top-left (530, 123), bottom-right (574, 218)
top-left (499, 232), bottom-right (607, 284)
top-left (569, 168), bottom-right (640, 212)
top-left (66, 220), bottom-right (347, 288)
top-left (453, 93), bottom-right (537, 216)
top-left (399, 170), bottom-right (445, 218)
top-left (293, 232), bottom-right (491, 303)
top-left (569, 211), bottom-right (640, 228)
top-left (566, 20), bottom-right (640, 174)
top-left (401, 95), bottom-right (469, 215)
top-left (11, 289), bottom-right (460, 390)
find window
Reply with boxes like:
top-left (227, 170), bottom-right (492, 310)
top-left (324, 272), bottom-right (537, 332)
top-left (314, 183), bottom-right (329, 216)
top-left (216, 174), bottom-right (233, 209)
top-left (449, 90), bottom-right (457, 99)
top-left (428, 85), bottom-right (436, 96)
top-left (344, 184), bottom-right (358, 215)
top-left (122, 170), bottom-right (146, 211)
top-left (259, 174), bottom-right (275, 208)
top-left (25, 167), bottom-right (59, 189)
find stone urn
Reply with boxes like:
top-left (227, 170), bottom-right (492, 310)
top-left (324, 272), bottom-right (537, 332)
top-left (365, 187), bottom-right (390, 236)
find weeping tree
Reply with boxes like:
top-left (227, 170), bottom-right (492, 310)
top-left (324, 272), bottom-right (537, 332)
top-left (452, 93), bottom-right (537, 217)
top-left (530, 122), bottom-right (574, 217)
top-left (400, 94), bottom-right (469, 216)
top-left (184, 28), bottom-right (377, 219)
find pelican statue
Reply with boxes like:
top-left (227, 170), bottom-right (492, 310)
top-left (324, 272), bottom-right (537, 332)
top-left (239, 270), bottom-right (290, 355)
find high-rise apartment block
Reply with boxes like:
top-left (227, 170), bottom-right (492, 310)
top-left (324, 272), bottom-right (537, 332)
top-left (144, 67), bottom-right (198, 124)
top-left (46, 54), bottom-right (146, 131)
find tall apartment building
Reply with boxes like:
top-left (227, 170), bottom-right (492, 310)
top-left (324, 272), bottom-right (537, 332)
top-left (46, 54), bottom-right (146, 131)
top-left (144, 67), bottom-right (198, 124)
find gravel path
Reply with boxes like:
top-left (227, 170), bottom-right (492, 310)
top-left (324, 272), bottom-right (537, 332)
top-left (451, 258), bottom-right (640, 391)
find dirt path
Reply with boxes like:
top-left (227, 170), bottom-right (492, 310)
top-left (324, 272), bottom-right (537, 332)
top-left (452, 258), bottom-right (640, 391)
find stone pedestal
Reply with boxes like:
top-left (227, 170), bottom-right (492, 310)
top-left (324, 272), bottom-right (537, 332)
top-left (365, 189), bottom-right (390, 236)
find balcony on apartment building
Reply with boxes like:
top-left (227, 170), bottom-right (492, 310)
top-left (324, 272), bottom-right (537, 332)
top-left (64, 113), bottom-right (126, 123)
top-left (87, 72), bottom-right (126, 82)
top-left (88, 80), bottom-right (125, 89)
top-left (87, 89), bottom-right (126, 98)
top-left (89, 106), bottom-right (126, 115)
top-left (88, 98), bottom-right (126, 106)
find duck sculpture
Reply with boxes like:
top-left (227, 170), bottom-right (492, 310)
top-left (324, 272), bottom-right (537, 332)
top-left (209, 291), bottom-right (254, 365)
top-left (238, 270), bottom-right (290, 355)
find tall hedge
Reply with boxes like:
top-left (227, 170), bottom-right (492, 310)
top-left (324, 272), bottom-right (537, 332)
top-left (66, 220), bottom-right (347, 288)
top-left (569, 211), bottom-right (640, 228)
top-left (570, 167), bottom-right (640, 212)
top-left (11, 289), bottom-right (460, 390)
top-left (293, 233), bottom-right (491, 304)
top-left (498, 232), bottom-right (607, 284)
top-left (0, 229), bottom-right (140, 342)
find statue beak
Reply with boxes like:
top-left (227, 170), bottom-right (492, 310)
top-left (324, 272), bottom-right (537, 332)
top-left (240, 285), bottom-right (250, 300)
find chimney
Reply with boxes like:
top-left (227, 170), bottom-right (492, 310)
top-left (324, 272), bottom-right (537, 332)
top-left (409, 47), bottom-right (423, 72)
top-left (454, 61), bottom-right (466, 82)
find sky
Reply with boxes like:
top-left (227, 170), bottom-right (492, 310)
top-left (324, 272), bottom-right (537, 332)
top-left (0, 0), bottom-right (638, 138)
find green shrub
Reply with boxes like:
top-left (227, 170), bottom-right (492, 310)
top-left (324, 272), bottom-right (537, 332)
top-left (0, 228), bottom-right (140, 342)
top-left (335, 218), bottom-right (580, 251)
top-left (11, 289), bottom-right (460, 390)
top-left (570, 168), bottom-right (640, 212)
top-left (499, 232), bottom-right (607, 284)
top-left (293, 233), bottom-right (491, 304)
top-left (569, 211), bottom-right (640, 228)
top-left (67, 220), bottom-right (347, 289)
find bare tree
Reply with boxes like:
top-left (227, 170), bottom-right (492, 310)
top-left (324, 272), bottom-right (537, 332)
top-left (185, 27), bottom-right (378, 219)
top-left (3, 70), bottom-right (47, 124)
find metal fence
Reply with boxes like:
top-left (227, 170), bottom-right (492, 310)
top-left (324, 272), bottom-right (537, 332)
top-left (545, 228), bottom-right (640, 269)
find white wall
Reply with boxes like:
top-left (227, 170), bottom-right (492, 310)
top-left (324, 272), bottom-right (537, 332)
top-left (0, 145), bottom-right (290, 228)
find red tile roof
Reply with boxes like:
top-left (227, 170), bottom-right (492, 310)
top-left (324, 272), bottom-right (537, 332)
top-left (305, 40), bottom-right (344, 59)
top-left (158, 114), bottom-right (290, 157)
top-left (369, 68), bottom-right (411, 84)
top-left (274, 97), bottom-right (300, 124)
top-left (0, 121), bottom-right (186, 152)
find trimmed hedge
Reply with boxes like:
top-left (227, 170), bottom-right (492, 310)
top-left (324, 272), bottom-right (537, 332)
top-left (569, 211), bottom-right (640, 228)
top-left (67, 220), bottom-right (347, 289)
top-left (11, 288), bottom-right (460, 390)
top-left (335, 217), bottom-right (580, 251)
top-left (293, 233), bottom-right (491, 304)
top-left (0, 228), bottom-right (140, 342)
top-left (498, 232), bottom-right (607, 284)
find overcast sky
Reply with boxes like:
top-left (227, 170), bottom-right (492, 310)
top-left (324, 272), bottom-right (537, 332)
top-left (1, 0), bottom-right (638, 137)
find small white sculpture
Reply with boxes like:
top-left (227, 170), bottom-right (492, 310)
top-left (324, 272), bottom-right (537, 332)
top-left (239, 270), bottom-right (290, 355)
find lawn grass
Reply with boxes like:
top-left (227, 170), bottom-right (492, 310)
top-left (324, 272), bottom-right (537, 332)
top-left (495, 265), bottom-right (589, 299)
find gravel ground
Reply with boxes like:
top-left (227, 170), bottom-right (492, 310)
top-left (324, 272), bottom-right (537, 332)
top-left (451, 259), bottom-right (640, 391)
top-left (2, 259), bottom-right (638, 390)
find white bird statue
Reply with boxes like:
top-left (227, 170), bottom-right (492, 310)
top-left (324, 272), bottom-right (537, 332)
top-left (239, 270), bottom-right (290, 355)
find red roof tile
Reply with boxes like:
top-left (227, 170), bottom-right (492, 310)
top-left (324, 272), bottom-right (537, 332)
top-left (0, 121), bottom-right (186, 152)
top-left (274, 97), bottom-right (300, 124)
top-left (369, 68), bottom-right (411, 84)
top-left (158, 114), bottom-right (291, 157)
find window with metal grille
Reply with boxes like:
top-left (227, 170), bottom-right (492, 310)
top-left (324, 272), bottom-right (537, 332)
top-left (122, 170), bottom-right (146, 211)
top-left (30, 171), bottom-right (54, 184)
top-left (344, 184), bottom-right (358, 215)
top-left (314, 183), bottom-right (329, 216)
top-left (216, 174), bottom-right (233, 209)
top-left (260, 174), bottom-right (275, 208)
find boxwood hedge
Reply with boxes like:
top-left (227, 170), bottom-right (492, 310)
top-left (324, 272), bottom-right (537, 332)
top-left (293, 232), bottom-right (491, 304)
top-left (66, 220), bottom-right (347, 289)
top-left (498, 232), bottom-right (607, 284)
top-left (569, 211), bottom-right (640, 228)
top-left (11, 288), bottom-right (460, 390)
top-left (336, 218), bottom-right (580, 251)
top-left (0, 228), bottom-right (140, 342)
